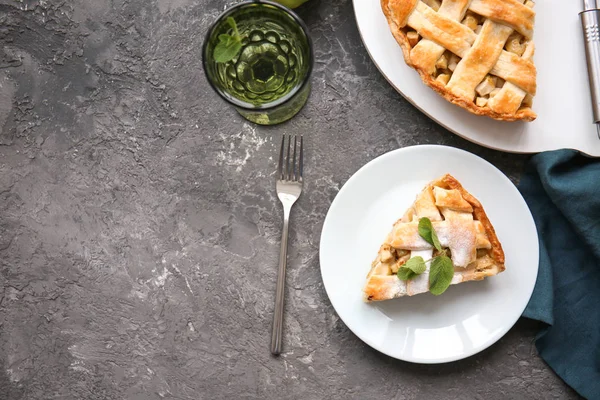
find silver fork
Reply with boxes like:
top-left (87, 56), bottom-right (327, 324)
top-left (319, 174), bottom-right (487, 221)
top-left (271, 134), bottom-right (303, 355)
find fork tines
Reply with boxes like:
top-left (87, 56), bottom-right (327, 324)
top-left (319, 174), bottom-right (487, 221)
top-left (277, 134), bottom-right (303, 182)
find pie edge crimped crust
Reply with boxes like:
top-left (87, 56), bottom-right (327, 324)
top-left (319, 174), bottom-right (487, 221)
top-left (380, 0), bottom-right (537, 122)
top-left (363, 174), bottom-right (505, 302)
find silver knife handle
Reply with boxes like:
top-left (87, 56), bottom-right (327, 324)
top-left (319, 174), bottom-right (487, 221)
top-left (581, 9), bottom-right (600, 123)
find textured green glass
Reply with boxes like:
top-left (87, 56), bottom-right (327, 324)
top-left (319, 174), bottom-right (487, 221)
top-left (203, 2), bottom-right (312, 125)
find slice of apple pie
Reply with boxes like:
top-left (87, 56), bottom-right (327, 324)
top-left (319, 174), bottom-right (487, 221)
top-left (364, 174), bottom-right (505, 301)
top-left (380, 0), bottom-right (537, 121)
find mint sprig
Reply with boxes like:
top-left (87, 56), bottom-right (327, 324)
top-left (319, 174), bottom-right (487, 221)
top-left (397, 256), bottom-right (426, 281)
top-left (418, 217), bottom-right (442, 251)
top-left (213, 17), bottom-right (243, 63)
top-left (419, 217), bottom-right (454, 295)
top-left (394, 217), bottom-right (455, 295)
top-left (428, 255), bottom-right (454, 295)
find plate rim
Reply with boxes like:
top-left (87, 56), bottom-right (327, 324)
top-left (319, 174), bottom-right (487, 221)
top-left (319, 144), bottom-right (539, 364)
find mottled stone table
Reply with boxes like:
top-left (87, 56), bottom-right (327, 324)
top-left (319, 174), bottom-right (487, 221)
top-left (0, 0), bottom-right (581, 399)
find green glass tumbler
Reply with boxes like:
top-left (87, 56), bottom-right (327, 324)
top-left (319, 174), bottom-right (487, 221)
top-left (203, 1), bottom-right (313, 125)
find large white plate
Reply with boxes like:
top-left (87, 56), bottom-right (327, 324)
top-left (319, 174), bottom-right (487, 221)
top-left (319, 145), bottom-right (539, 363)
top-left (353, 0), bottom-right (600, 156)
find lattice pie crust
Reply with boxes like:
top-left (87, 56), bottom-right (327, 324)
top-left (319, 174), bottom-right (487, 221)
top-left (381, 0), bottom-right (537, 121)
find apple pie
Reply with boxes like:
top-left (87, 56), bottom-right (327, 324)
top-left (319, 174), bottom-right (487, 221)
top-left (364, 174), bottom-right (505, 301)
top-left (381, 0), bottom-right (537, 121)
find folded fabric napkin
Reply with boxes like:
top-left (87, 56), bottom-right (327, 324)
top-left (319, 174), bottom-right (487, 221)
top-left (518, 149), bottom-right (600, 400)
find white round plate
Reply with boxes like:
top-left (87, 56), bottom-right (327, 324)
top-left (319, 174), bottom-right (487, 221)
top-left (319, 145), bottom-right (539, 363)
top-left (353, 0), bottom-right (600, 156)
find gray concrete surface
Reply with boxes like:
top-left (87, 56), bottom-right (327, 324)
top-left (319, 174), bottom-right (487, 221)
top-left (0, 0), bottom-right (581, 399)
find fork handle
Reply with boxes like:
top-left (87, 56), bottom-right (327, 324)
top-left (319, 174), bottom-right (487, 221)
top-left (271, 206), bottom-right (291, 355)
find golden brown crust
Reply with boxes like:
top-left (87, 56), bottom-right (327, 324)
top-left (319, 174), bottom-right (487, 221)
top-left (469, 0), bottom-right (535, 39)
top-left (364, 275), bottom-right (404, 301)
top-left (432, 187), bottom-right (473, 212)
top-left (385, 0), bottom-right (418, 27)
top-left (380, 0), bottom-right (537, 122)
top-left (437, 174), bottom-right (505, 266)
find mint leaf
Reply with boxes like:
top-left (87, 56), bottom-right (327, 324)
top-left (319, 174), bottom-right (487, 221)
top-left (218, 34), bottom-right (233, 44)
top-left (429, 255), bottom-right (454, 295)
top-left (404, 256), bottom-right (426, 274)
top-left (430, 226), bottom-right (441, 251)
top-left (226, 17), bottom-right (241, 39)
top-left (397, 256), bottom-right (426, 281)
top-left (418, 217), bottom-right (442, 251)
top-left (213, 17), bottom-right (243, 63)
top-left (397, 268), bottom-right (415, 281)
top-left (214, 39), bottom-right (242, 63)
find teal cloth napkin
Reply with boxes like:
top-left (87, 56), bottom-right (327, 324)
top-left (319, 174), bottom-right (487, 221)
top-left (518, 149), bottom-right (600, 400)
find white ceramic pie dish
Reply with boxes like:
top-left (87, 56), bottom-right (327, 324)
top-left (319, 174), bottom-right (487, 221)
top-left (319, 145), bottom-right (539, 363)
top-left (353, 0), bottom-right (600, 156)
